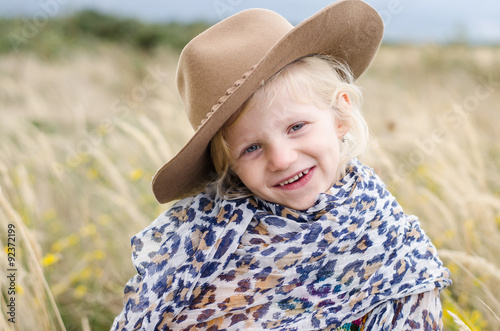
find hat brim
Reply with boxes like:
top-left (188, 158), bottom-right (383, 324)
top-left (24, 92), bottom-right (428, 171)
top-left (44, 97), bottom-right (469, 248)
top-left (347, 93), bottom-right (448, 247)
top-left (152, 0), bottom-right (383, 203)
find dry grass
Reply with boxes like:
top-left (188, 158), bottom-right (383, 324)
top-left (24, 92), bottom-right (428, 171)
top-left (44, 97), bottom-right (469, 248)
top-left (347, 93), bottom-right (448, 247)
top-left (0, 44), bottom-right (499, 330)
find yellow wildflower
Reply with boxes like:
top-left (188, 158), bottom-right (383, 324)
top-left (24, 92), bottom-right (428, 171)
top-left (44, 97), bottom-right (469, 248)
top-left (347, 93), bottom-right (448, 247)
top-left (446, 262), bottom-right (459, 275)
top-left (67, 234), bottom-right (80, 246)
top-left (70, 272), bottom-right (80, 284)
top-left (467, 309), bottom-right (487, 330)
top-left (129, 168), bottom-right (144, 181)
top-left (93, 250), bottom-right (105, 260)
top-left (51, 233), bottom-right (80, 253)
top-left (74, 284), bottom-right (87, 299)
top-left (86, 168), bottom-right (99, 180)
top-left (79, 266), bottom-right (93, 281)
top-left (16, 285), bottom-right (24, 295)
top-left (51, 240), bottom-right (64, 253)
top-left (42, 253), bottom-right (60, 267)
top-left (444, 229), bottom-right (455, 239)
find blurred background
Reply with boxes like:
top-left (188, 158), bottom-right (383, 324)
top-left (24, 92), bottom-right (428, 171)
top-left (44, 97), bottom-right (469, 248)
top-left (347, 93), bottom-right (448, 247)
top-left (2, 0), bottom-right (500, 44)
top-left (0, 1), bottom-right (499, 330)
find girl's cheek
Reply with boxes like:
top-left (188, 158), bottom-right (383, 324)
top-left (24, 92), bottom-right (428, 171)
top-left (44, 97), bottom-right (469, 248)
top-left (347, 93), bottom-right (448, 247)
top-left (232, 161), bottom-right (251, 177)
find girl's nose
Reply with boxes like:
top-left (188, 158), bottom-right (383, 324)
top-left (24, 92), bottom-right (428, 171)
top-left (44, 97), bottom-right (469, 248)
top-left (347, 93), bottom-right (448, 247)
top-left (266, 143), bottom-right (297, 172)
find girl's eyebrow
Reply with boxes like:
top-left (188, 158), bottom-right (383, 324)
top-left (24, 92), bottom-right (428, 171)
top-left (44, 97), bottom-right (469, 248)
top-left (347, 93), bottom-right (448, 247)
top-left (276, 109), bottom-right (313, 126)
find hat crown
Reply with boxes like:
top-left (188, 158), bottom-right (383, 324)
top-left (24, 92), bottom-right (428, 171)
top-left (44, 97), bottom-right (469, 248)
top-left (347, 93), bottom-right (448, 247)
top-left (176, 9), bottom-right (294, 129)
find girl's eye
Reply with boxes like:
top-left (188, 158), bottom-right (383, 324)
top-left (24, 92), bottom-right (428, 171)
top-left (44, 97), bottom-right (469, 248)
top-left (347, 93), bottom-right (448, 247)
top-left (243, 144), bottom-right (260, 155)
top-left (289, 122), bottom-right (305, 133)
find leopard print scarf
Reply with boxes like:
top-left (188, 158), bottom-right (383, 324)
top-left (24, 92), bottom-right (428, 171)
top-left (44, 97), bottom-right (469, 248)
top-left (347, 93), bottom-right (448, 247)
top-left (112, 159), bottom-right (451, 330)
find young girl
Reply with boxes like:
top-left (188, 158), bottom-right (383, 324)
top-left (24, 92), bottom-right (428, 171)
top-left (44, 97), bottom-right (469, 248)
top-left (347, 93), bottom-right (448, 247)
top-left (112, 1), bottom-right (451, 330)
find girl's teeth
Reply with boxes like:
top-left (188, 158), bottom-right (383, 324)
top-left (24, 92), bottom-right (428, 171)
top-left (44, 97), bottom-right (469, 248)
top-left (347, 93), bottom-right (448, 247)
top-left (279, 169), bottom-right (309, 186)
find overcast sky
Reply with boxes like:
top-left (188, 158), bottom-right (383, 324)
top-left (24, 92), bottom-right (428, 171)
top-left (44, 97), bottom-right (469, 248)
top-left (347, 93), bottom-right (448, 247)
top-left (1, 0), bottom-right (499, 44)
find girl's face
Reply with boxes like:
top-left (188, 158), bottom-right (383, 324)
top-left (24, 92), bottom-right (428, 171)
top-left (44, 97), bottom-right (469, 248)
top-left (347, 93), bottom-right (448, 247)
top-left (225, 91), bottom-right (349, 210)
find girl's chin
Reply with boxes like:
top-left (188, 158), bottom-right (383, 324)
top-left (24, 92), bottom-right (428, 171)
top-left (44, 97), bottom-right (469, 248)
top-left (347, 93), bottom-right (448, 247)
top-left (274, 195), bottom-right (317, 211)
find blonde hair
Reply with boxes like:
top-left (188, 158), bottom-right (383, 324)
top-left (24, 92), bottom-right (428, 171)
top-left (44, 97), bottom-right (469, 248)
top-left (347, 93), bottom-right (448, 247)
top-left (209, 55), bottom-right (369, 199)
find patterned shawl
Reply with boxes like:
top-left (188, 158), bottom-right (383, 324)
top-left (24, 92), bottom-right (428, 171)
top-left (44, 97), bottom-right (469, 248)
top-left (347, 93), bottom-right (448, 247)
top-left (112, 159), bottom-right (451, 330)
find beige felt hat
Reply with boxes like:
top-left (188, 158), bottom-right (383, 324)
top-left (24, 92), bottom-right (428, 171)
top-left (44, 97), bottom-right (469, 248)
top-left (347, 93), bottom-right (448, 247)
top-left (152, 0), bottom-right (383, 203)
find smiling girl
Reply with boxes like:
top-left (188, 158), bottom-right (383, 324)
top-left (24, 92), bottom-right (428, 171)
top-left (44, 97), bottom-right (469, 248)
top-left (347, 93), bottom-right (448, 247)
top-left (210, 57), bottom-right (364, 211)
top-left (112, 1), bottom-right (451, 330)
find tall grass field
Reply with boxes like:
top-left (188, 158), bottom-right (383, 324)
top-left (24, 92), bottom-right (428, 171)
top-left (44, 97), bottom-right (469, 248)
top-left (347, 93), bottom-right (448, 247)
top-left (0, 14), bottom-right (499, 330)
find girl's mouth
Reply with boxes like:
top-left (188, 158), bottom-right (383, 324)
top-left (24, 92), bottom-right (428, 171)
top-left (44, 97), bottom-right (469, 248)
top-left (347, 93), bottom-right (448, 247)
top-left (275, 167), bottom-right (314, 189)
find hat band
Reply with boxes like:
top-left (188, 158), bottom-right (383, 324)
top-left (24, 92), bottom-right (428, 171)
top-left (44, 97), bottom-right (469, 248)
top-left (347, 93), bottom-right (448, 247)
top-left (197, 64), bottom-right (258, 131)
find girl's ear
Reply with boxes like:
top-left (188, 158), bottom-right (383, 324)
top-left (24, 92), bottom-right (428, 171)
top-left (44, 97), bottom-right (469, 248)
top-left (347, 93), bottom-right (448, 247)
top-left (335, 92), bottom-right (351, 137)
top-left (341, 92), bottom-right (351, 105)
